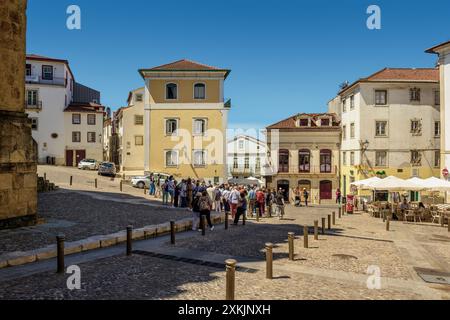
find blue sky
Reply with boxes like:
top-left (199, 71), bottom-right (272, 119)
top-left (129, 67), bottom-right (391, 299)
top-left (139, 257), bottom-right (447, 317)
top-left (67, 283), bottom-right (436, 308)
top-left (27, 0), bottom-right (449, 130)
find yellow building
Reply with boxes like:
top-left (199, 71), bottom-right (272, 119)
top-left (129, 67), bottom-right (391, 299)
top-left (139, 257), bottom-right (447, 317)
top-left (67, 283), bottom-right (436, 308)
top-left (138, 59), bottom-right (231, 183)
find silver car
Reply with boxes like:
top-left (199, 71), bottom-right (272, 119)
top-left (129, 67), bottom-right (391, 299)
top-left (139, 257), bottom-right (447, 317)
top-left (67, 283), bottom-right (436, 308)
top-left (78, 159), bottom-right (98, 170)
top-left (131, 173), bottom-right (170, 189)
top-left (98, 162), bottom-right (116, 177)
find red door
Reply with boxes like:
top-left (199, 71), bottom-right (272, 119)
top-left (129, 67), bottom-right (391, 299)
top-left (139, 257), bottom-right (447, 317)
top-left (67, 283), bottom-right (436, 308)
top-left (66, 150), bottom-right (74, 167)
top-left (75, 150), bottom-right (86, 166)
top-left (320, 180), bottom-right (332, 200)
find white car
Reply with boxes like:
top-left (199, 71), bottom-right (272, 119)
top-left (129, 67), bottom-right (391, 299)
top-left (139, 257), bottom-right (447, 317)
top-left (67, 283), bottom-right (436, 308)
top-left (78, 159), bottom-right (98, 170)
top-left (131, 173), bottom-right (170, 189)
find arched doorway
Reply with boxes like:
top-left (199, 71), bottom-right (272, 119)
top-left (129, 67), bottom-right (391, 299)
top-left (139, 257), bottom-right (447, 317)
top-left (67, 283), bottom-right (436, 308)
top-left (320, 180), bottom-right (333, 200)
top-left (277, 180), bottom-right (290, 201)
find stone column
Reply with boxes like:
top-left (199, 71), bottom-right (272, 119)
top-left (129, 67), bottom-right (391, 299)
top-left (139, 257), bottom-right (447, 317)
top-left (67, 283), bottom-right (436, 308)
top-left (0, 0), bottom-right (38, 229)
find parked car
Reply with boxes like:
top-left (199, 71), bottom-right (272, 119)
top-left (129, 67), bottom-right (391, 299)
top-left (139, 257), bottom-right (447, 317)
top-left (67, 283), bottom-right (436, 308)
top-left (131, 173), bottom-right (170, 189)
top-left (78, 159), bottom-right (98, 170)
top-left (98, 162), bottom-right (117, 177)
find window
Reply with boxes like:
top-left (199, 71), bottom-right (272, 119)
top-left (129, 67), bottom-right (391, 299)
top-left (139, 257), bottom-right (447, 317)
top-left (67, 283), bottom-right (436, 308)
top-left (342, 99), bottom-right (346, 112)
top-left (42, 65), bottom-right (53, 80)
top-left (411, 151), bottom-right (421, 166)
top-left (375, 90), bottom-right (387, 105)
top-left (193, 150), bottom-right (206, 167)
top-left (411, 119), bottom-right (422, 135)
top-left (244, 155), bottom-right (250, 169)
top-left (72, 131), bottom-right (81, 143)
top-left (87, 114), bottom-right (96, 125)
top-left (72, 114), bottom-right (81, 125)
top-left (375, 151), bottom-right (387, 167)
top-left (342, 125), bottom-right (347, 140)
top-left (410, 88), bottom-right (421, 102)
top-left (299, 149), bottom-right (311, 173)
top-left (194, 83), bottom-right (206, 99)
top-left (435, 90), bottom-right (440, 105)
top-left (320, 149), bottom-right (332, 173)
top-left (375, 121), bottom-right (387, 137)
top-left (26, 90), bottom-right (38, 106)
top-left (321, 118), bottom-right (330, 126)
top-left (87, 132), bottom-right (96, 143)
top-left (350, 95), bottom-right (355, 110)
top-left (239, 140), bottom-right (244, 150)
top-left (342, 152), bottom-right (347, 166)
top-left (31, 118), bottom-right (38, 131)
top-left (350, 152), bottom-right (355, 166)
top-left (135, 135), bottom-right (144, 146)
top-left (350, 123), bottom-right (355, 138)
top-left (166, 83), bottom-right (178, 100)
top-left (256, 157), bottom-right (261, 170)
top-left (135, 115), bottom-right (144, 126)
top-left (435, 151), bottom-right (441, 168)
top-left (165, 150), bottom-right (178, 167)
top-left (26, 64), bottom-right (31, 76)
top-left (135, 94), bottom-right (143, 102)
top-left (299, 118), bottom-right (309, 127)
top-left (165, 119), bottom-right (178, 135)
top-left (193, 118), bottom-right (207, 135)
top-left (435, 121), bottom-right (441, 137)
top-left (279, 149), bottom-right (289, 173)
top-left (233, 155), bottom-right (238, 169)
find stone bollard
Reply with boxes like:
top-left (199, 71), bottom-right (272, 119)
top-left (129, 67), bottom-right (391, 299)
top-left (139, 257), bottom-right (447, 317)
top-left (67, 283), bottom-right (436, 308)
top-left (170, 220), bottom-right (176, 245)
top-left (120, 180), bottom-right (123, 192)
top-left (44, 173), bottom-right (47, 181)
top-left (225, 211), bottom-right (229, 230)
top-left (256, 210), bottom-right (260, 222)
top-left (56, 234), bottom-right (65, 274)
top-left (440, 215), bottom-right (445, 227)
top-left (314, 220), bottom-right (319, 240)
top-left (332, 212), bottom-right (336, 225)
top-left (288, 233), bottom-right (295, 261)
top-left (225, 259), bottom-right (237, 300)
top-left (95, 178), bottom-right (98, 189)
top-left (322, 218), bottom-right (326, 235)
top-left (328, 215), bottom-right (331, 230)
top-left (339, 206), bottom-right (342, 219)
top-left (265, 243), bottom-right (273, 279)
top-left (303, 226), bottom-right (309, 249)
top-left (70, 176), bottom-right (73, 186)
top-left (127, 225), bottom-right (133, 256)
top-left (386, 217), bottom-right (390, 232)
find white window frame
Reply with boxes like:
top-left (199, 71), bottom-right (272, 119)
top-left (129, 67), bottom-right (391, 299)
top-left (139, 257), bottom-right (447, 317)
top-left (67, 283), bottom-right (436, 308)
top-left (135, 135), bottom-right (144, 146)
top-left (410, 119), bottom-right (422, 135)
top-left (193, 150), bottom-right (207, 167)
top-left (72, 131), bottom-right (81, 143)
top-left (165, 83), bottom-right (178, 100)
top-left (193, 118), bottom-right (208, 136)
top-left (350, 152), bottom-right (355, 166)
top-left (435, 121), bottom-right (441, 137)
top-left (72, 114), bottom-right (81, 125)
top-left (342, 98), bottom-right (347, 113)
top-left (375, 151), bottom-right (388, 167)
top-left (342, 125), bottom-right (347, 140)
top-left (165, 150), bottom-right (179, 167)
top-left (165, 118), bottom-right (179, 136)
top-left (375, 90), bottom-right (388, 106)
top-left (193, 83), bottom-right (206, 100)
top-left (87, 132), bottom-right (96, 143)
top-left (435, 150), bottom-right (441, 168)
top-left (87, 114), bottom-right (96, 126)
top-left (350, 123), bottom-right (355, 139)
top-left (134, 115), bottom-right (144, 126)
top-left (26, 89), bottom-right (38, 106)
top-left (42, 65), bottom-right (53, 80)
top-left (410, 88), bottom-right (421, 102)
top-left (375, 121), bottom-right (388, 137)
top-left (350, 95), bottom-right (355, 110)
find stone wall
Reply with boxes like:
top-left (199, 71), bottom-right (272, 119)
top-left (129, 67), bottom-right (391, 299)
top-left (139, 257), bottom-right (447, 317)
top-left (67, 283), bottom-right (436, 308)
top-left (0, 0), bottom-right (37, 229)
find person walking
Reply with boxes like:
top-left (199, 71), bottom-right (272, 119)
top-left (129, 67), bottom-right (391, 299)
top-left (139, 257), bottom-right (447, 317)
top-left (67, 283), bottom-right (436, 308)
top-left (275, 189), bottom-right (285, 219)
top-left (198, 191), bottom-right (214, 231)
top-left (336, 188), bottom-right (342, 205)
top-left (162, 179), bottom-right (169, 205)
top-left (191, 192), bottom-right (202, 231)
top-left (256, 188), bottom-right (265, 217)
top-left (248, 187), bottom-right (256, 217)
top-left (149, 175), bottom-right (155, 196)
top-left (179, 180), bottom-right (187, 208)
top-left (168, 176), bottom-right (176, 206)
top-left (229, 186), bottom-right (240, 219)
top-left (213, 186), bottom-right (222, 212)
top-left (222, 186), bottom-right (231, 215)
top-left (233, 191), bottom-right (248, 225)
top-left (303, 188), bottom-right (309, 207)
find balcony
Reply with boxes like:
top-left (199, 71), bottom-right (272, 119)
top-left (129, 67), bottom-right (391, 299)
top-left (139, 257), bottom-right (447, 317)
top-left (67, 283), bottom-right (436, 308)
top-left (229, 167), bottom-right (262, 177)
top-left (25, 100), bottom-right (42, 111)
top-left (277, 165), bottom-right (338, 175)
top-left (26, 75), bottom-right (66, 86)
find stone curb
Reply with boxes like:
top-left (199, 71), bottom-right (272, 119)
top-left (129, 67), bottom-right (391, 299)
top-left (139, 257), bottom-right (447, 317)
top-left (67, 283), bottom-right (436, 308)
top-left (0, 212), bottom-right (225, 270)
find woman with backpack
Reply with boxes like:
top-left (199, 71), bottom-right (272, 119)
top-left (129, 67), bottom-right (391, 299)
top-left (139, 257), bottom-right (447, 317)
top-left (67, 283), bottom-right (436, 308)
top-left (198, 191), bottom-right (214, 232)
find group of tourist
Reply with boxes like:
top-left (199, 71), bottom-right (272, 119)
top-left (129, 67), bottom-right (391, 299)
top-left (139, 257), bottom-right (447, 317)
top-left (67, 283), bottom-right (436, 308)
top-left (146, 174), bottom-right (288, 232)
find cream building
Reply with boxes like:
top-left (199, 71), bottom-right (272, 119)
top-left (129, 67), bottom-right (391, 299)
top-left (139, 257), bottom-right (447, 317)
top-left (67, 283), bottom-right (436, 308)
top-left (264, 113), bottom-right (341, 204)
top-left (329, 68), bottom-right (441, 196)
top-left (116, 87), bottom-right (145, 172)
top-left (138, 59), bottom-right (231, 183)
top-left (227, 135), bottom-right (267, 180)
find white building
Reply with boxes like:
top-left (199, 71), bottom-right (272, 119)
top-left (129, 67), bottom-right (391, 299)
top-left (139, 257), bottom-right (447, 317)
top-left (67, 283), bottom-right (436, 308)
top-left (427, 40), bottom-right (450, 179)
top-left (227, 135), bottom-right (267, 180)
top-left (25, 54), bottom-right (105, 166)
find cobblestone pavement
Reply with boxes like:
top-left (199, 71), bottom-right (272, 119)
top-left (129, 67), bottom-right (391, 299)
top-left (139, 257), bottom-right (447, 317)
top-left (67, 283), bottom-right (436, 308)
top-left (0, 254), bottom-right (426, 300)
top-left (0, 190), bottom-right (191, 253)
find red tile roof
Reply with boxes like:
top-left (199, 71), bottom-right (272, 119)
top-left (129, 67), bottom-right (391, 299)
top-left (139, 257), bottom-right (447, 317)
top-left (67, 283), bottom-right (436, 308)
top-left (64, 102), bottom-right (105, 113)
top-left (267, 113), bottom-right (340, 130)
top-left (139, 59), bottom-right (231, 78)
top-left (426, 40), bottom-right (450, 54)
top-left (339, 68), bottom-right (439, 95)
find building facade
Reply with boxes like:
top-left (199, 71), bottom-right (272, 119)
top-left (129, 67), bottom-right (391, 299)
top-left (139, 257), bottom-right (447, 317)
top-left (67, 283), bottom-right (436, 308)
top-left (25, 54), bottom-right (105, 166)
top-left (116, 87), bottom-right (145, 172)
top-left (139, 59), bottom-right (231, 183)
top-left (227, 135), bottom-right (267, 180)
top-left (264, 113), bottom-right (341, 204)
top-left (329, 68), bottom-right (441, 196)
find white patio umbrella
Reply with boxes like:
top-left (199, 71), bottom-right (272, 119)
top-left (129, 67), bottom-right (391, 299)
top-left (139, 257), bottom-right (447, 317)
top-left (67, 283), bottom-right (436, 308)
top-left (406, 177), bottom-right (426, 185)
top-left (367, 176), bottom-right (424, 191)
top-left (350, 177), bottom-right (381, 189)
top-left (422, 177), bottom-right (450, 192)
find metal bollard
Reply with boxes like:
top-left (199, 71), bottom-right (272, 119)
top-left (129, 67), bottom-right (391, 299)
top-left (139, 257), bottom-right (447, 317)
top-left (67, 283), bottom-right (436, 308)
top-left (328, 215), bottom-right (331, 230)
top-left (56, 234), bottom-right (65, 274)
top-left (339, 206), bottom-right (342, 219)
top-left (44, 173), bottom-right (47, 181)
top-left (256, 210), bottom-right (260, 222)
top-left (386, 217), bottom-right (390, 231)
top-left (440, 215), bottom-right (445, 227)
top-left (95, 178), bottom-right (98, 189)
top-left (304, 226), bottom-right (309, 249)
top-left (70, 176), bottom-right (73, 186)
top-left (265, 243), bottom-right (273, 279)
top-left (225, 259), bottom-right (237, 300)
top-left (170, 220), bottom-right (176, 245)
top-left (314, 220), bottom-right (319, 240)
top-left (288, 233), bottom-right (295, 261)
top-left (225, 211), bottom-right (229, 230)
top-left (120, 180), bottom-right (123, 192)
top-left (322, 218), bottom-right (326, 234)
top-left (202, 216), bottom-right (206, 236)
top-left (332, 212), bottom-right (336, 225)
top-left (127, 225), bottom-right (133, 256)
